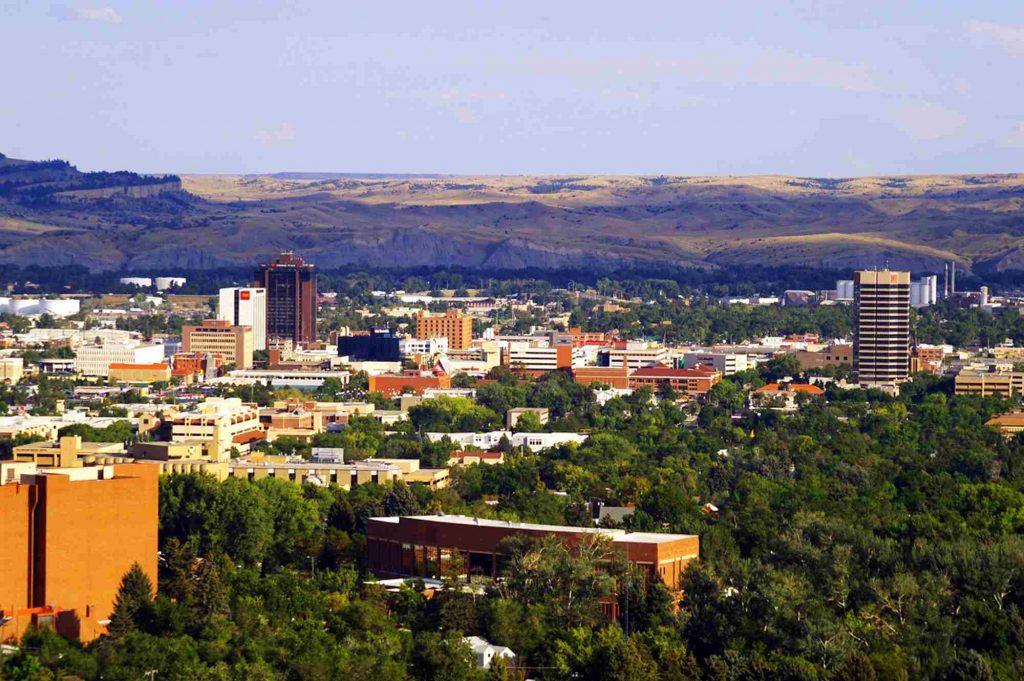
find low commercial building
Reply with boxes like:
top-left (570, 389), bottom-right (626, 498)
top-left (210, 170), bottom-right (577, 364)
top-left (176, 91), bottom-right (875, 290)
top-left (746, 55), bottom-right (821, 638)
top-left (573, 365), bottom-right (631, 389)
top-left (0, 463), bottom-right (158, 642)
top-left (369, 373), bottom-right (452, 396)
top-left (628, 365), bottom-right (722, 397)
top-left (212, 369), bottom-right (350, 389)
top-left (13, 436), bottom-right (127, 468)
top-left (182, 320), bottom-right (253, 369)
top-left (794, 344), bottom-right (854, 371)
top-left (506, 407), bottom-right (549, 429)
top-left (108, 363), bottom-right (171, 384)
top-left (749, 383), bottom-right (825, 411)
top-left (986, 413), bottom-right (1024, 438)
top-left (954, 369), bottom-right (1024, 397)
top-left (425, 431), bottom-right (587, 452)
top-left (75, 341), bottom-right (165, 377)
top-left (366, 515), bottom-right (699, 595)
top-left (448, 451), bottom-right (505, 466)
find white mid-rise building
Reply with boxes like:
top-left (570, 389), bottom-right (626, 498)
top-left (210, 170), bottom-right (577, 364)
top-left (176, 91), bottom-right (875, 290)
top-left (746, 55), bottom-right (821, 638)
top-left (399, 337), bottom-right (448, 357)
top-left (218, 287), bottom-right (267, 351)
top-left (75, 342), bottom-right (165, 377)
top-left (599, 344), bottom-right (668, 370)
top-left (682, 351), bottom-right (750, 375)
top-left (170, 397), bottom-right (264, 456)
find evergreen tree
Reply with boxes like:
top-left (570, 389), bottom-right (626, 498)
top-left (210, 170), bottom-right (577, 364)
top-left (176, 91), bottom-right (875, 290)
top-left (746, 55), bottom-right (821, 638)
top-left (108, 562), bottom-right (154, 638)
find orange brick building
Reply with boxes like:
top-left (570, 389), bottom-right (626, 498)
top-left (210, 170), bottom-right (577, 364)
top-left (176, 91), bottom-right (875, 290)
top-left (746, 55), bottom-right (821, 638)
top-left (368, 373), bottom-right (452, 396)
top-left (573, 365), bottom-right (631, 389)
top-left (415, 309), bottom-right (473, 350)
top-left (0, 464), bottom-right (158, 642)
top-left (628, 364), bottom-right (721, 397)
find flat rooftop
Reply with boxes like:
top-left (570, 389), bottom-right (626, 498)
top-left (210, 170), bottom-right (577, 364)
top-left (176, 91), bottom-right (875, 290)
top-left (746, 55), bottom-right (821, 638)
top-left (370, 514), bottom-right (696, 544)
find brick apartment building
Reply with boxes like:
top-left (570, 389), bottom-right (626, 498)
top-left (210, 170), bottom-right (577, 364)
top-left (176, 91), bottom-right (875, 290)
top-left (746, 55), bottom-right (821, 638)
top-left (416, 309), bottom-right (473, 350)
top-left (0, 463), bottom-right (158, 642)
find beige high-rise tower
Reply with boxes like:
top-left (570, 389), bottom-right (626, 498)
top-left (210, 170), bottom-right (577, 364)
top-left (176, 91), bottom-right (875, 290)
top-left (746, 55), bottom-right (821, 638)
top-left (854, 270), bottom-right (911, 388)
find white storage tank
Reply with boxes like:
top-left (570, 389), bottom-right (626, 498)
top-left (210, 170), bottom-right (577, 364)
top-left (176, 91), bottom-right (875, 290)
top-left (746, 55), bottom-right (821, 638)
top-left (39, 298), bottom-right (81, 317)
top-left (120, 277), bottom-right (153, 287)
top-left (9, 299), bottom-right (40, 315)
top-left (155, 277), bottom-right (186, 291)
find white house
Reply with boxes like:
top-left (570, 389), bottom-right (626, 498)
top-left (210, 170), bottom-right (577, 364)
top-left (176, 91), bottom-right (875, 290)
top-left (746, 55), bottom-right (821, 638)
top-left (463, 636), bottom-right (516, 670)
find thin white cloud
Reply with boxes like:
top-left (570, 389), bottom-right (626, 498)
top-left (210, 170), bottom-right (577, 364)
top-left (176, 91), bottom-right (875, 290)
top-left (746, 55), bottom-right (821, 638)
top-left (254, 123), bottom-right (296, 145)
top-left (1004, 121), bottom-right (1024, 147)
top-left (524, 50), bottom-right (877, 93)
top-left (74, 7), bottom-right (122, 24)
top-left (965, 20), bottom-right (1024, 57)
top-left (893, 101), bottom-right (967, 141)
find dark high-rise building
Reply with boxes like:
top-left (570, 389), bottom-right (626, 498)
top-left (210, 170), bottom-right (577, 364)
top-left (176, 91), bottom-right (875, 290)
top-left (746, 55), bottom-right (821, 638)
top-left (854, 270), bottom-right (910, 387)
top-left (254, 252), bottom-right (317, 345)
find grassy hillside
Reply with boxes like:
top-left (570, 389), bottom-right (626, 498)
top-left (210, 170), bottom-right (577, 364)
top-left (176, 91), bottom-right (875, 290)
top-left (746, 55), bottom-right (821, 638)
top-left (2, 152), bottom-right (1023, 273)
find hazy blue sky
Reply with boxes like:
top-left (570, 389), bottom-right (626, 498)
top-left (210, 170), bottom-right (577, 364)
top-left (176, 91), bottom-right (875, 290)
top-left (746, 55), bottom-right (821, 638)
top-left (3, 1), bottom-right (1024, 176)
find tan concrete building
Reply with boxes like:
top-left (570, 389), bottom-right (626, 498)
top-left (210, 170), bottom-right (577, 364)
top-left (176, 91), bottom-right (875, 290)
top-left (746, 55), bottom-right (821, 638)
top-left (985, 413), bottom-right (1024, 437)
top-left (415, 309), bottom-right (473, 350)
top-left (182, 320), bottom-right (253, 369)
top-left (954, 369), bottom-right (1024, 397)
top-left (795, 344), bottom-right (853, 371)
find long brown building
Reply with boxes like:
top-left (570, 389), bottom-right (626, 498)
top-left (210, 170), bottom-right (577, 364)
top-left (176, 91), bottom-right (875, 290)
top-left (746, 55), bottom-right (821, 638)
top-left (255, 252), bottom-right (317, 345)
top-left (366, 514), bottom-right (699, 593)
top-left (0, 463), bottom-right (158, 642)
top-left (854, 270), bottom-right (911, 387)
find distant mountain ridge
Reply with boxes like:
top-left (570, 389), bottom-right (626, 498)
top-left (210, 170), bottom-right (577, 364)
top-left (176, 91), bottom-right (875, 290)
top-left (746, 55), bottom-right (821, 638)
top-left (2, 152), bottom-right (1024, 273)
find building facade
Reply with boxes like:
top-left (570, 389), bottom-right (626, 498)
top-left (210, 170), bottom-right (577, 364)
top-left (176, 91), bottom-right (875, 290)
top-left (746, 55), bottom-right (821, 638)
top-left (182, 320), bottom-right (254, 369)
top-left (366, 515), bottom-right (699, 593)
top-left (854, 270), bottom-right (911, 388)
top-left (254, 252), bottom-right (317, 345)
top-left (0, 464), bottom-right (158, 642)
top-left (628, 365), bottom-right (721, 397)
top-left (75, 342), bottom-right (165, 378)
top-left (218, 287), bottom-right (267, 351)
top-left (415, 309), bottom-right (473, 350)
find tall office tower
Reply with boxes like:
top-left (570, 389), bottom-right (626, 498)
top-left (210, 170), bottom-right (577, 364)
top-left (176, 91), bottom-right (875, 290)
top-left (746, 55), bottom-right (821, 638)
top-left (254, 252), bottom-right (317, 345)
top-left (218, 287), bottom-right (267, 350)
top-left (854, 270), bottom-right (911, 387)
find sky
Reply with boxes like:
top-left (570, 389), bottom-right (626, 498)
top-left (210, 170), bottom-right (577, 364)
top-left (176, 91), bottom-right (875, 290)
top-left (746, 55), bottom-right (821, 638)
top-left (2, 1), bottom-right (1024, 176)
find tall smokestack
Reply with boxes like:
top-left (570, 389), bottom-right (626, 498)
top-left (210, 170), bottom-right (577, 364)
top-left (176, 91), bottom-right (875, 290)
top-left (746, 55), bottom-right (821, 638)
top-left (951, 261), bottom-right (956, 296)
top-left (943, 263), bottom-right (949, 298)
